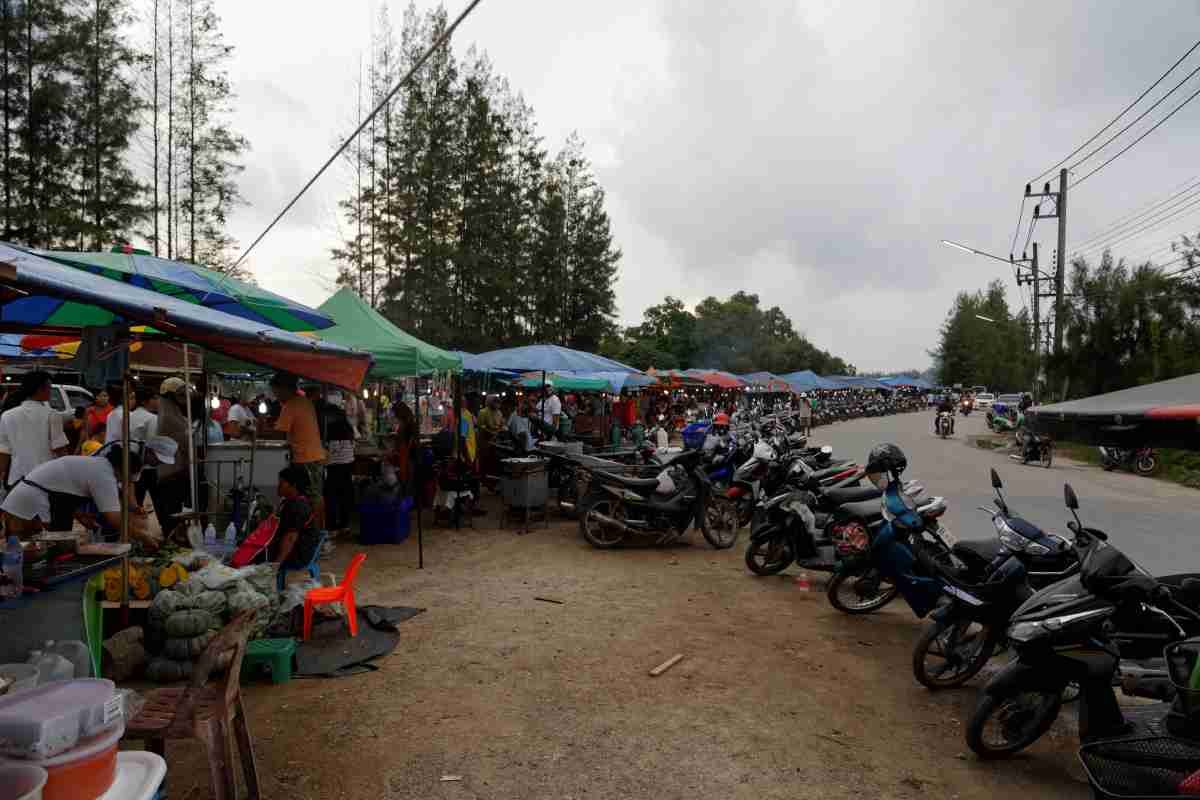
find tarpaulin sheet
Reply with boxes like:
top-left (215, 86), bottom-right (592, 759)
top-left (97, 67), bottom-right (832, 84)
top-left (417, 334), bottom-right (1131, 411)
top-left (1027, 373), bottom-right (1200, 449)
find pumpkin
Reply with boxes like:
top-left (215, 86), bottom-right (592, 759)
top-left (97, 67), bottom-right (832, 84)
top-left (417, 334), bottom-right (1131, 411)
top-left (163, 609), bottom-right (219, 638)
top-left (145, 657), bottom-right (193, 683)
top-left (158, 562), bottom-right (189, 588)
top-left (163, 631), bottom-right (215, 661)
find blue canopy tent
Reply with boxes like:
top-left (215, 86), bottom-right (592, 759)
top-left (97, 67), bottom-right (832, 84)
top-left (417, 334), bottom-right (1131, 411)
top-left (829, 375), bottom-right (889, 390)
top-left (782, 370), bottom-right (846, 391)
top-left (572, 371), bottom-right (657, 393)
top-left (469, 344), bottom-right (642, 374)
top-left (878, 375), bottom-right (934, 390)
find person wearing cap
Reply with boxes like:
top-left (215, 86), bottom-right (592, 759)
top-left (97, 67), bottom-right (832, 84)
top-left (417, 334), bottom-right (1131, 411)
top-left (0, 371), bottom-right (69, 494)
top-left (149, 377), bottom-right (194, 537)
top-left (269, 373), bottom-right (327, 528)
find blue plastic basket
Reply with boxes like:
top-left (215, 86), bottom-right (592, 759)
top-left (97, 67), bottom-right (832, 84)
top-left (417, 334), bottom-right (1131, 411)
top-left (358, 497), bottom-right (413, 545)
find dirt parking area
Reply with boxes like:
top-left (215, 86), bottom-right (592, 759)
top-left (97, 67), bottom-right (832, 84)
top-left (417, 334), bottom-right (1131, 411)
top-left (155, 494), bottom-right (1091, 800)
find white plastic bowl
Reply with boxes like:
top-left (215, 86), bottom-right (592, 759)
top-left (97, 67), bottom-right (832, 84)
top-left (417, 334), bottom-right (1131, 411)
top-left (0, 763), bottom-right (48, 800)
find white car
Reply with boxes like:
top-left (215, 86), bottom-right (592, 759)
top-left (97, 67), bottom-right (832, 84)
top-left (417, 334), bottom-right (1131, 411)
top-left (48, 384), bottom-right (95, 424)
top-left (974, 393), bottom-right (996, 409)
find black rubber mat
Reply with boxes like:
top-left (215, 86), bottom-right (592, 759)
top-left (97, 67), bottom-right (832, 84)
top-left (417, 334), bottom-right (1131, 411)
top-left (294, 605), bottom-right (424, 678)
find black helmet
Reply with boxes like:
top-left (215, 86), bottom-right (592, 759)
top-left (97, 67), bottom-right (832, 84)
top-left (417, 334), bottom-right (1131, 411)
top-left (865, 442), bottom-right (907, 476)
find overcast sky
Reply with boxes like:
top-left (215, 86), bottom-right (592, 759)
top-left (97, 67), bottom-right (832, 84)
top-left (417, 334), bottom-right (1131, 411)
top-left (215, 0), bottom-right (1200, 372)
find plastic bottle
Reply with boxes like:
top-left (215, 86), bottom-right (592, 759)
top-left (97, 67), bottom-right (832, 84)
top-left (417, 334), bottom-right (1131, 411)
top-left (3, 536), bottom-right (22, 600)
top-left (204, 523), bottom-right (217, 546)
top-left (224, 522), bottom-right (237, 542)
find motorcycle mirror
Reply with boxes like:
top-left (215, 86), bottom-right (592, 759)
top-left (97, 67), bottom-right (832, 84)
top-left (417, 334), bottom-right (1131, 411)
top-left (1064, 482), bottom-right (1079, 510)
top-left (990, 468), bottom-right (1002, 489)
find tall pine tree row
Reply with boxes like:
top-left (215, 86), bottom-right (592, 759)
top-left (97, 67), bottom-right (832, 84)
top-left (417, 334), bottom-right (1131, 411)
top-left (332, 2), bottom-right (621, 353)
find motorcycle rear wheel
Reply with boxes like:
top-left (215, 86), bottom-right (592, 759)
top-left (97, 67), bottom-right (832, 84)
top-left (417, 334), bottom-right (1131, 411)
top-left (1040, 443), bottom-right (1053, 469)
top-left (965, 689), bottom-right (1062, 758)
top-left (827, 568), bottom-right (898, 614)
top-left (701, 497), bottom-right (738, 550)
top-left (1135, 453), bottom-right (1158, 475)
top-left (744, 536), bottom-right (794, 575)
top-left (912, 619), bottom-right (994, 690)
top-left (579, 492), bottom-right (627, 549)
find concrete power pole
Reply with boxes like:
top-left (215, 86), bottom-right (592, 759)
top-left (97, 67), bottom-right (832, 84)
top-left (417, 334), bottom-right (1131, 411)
top-left (1055, 168), bottom-right (1068, 399)
top-left (1013, 242), bottom-right (1041, 402)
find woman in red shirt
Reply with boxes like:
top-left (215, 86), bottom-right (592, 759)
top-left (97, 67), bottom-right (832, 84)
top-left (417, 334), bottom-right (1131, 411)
top-left (84, 389), bottom-right (114, 446)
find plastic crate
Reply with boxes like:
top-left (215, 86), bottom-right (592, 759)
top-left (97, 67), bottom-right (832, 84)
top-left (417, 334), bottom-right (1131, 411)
top-left (358, 497), bottom-right (413, 545)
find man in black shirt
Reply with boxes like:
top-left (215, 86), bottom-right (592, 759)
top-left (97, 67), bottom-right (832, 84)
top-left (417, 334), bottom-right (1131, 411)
top-left (274, 465), bottom-right (320, 570)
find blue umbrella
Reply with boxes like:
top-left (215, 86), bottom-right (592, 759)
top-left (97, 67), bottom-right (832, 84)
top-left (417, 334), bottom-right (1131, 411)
top-left (468, 344), bottom-right (642, 374)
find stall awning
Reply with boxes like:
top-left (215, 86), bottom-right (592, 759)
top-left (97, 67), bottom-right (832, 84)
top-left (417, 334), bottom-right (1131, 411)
top-left (0, 243), bottom-right (370, 390)
top-left (878, 375), bottom-right (934, 390)
top-left (1027, 373), bottom-right (1200, 449)
top-left (468, 344), bottom-right (641, 374)
top-left (782, 370), bottom-right (845, 391)
top-left (316, 288), bottom-right (461, 377)
top-left (517, 373), bottom-right (613, 392)
top-left (829, 375), bottom-right (888, 390)
top-left (685, 369), bottom-right (746, 389)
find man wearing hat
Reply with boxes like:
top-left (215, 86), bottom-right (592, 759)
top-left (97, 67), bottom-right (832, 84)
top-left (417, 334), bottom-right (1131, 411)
top-left (270, 372), bottom-right (327, 528)
top-left (149, 377), bottom-right (194, 536)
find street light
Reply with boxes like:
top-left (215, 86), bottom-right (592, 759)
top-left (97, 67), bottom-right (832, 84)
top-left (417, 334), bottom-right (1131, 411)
top-left (940, 239), bottom-right (1014, 267)
top-left (975, 314), bottom-right (995, 323)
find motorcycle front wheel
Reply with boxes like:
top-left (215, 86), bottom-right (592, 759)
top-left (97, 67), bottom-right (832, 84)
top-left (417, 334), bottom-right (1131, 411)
top-left (701, 497), bottom-right (738, 549)
top-left (579, 492), bottom-right (627, 549)
top-left (827, 567), bottom-right (898, 614)
top-left (744, 535), bottom-right (794, 575)
top-left (1040, 443), bottom-right (1053, 469)
top-left (965, 689), bottom-right (1062, 758)
top-left (912, 619), bottom-right (995, 690)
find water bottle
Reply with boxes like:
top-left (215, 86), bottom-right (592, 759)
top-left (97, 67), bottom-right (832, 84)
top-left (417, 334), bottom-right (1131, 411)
top-left (224, 522), bottom-right (237, 542)
top-left (3, 536), bottom-right (22, 600)
top-left (204, 523), bottom-right (217, 547)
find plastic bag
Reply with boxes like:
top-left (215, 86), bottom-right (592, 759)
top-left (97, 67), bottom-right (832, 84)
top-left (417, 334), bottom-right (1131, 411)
top-left (190, 563), bottom-right (243, 591)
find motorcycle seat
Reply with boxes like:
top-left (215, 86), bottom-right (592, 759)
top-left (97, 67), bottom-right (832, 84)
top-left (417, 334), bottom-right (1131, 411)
top-left (1006, 516), bottom-right (1047, 540)
top-left (590, 470), bottom-right (661, 490)
top-left (809, 464), bottom-right (850, 482)
top-left (837, 499), bottom-right (883, 521)
top-left (823, 486), bottom-right (881, 505)
top-left (952, 539), bottom-right (1002, 573)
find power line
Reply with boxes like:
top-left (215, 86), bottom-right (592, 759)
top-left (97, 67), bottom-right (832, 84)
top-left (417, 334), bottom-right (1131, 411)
top-left (232, 0), bottom-right (487, 270)
top-left (1071, 174), bottom-right (1200, 251)
top-left (1071, 81), bottom-right (1200, 189)
top-left (1073, 191), bottom-right (1200, 259)
top-left (1063, 61), bottom-right (1200, 178)
top-left (1029, 38), bottom-right (1200, 183)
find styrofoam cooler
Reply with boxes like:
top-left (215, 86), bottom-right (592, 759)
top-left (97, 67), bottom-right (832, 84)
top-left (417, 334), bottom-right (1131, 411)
top-left (0, 679), bottom-right (118, 759)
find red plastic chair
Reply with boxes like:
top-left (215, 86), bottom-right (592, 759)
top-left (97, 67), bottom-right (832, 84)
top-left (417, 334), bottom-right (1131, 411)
top-left (302, 553), bottom-right (367, 640)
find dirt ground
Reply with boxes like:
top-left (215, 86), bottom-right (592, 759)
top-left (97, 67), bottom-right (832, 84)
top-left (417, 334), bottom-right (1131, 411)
top-left (156, 493), bottom-right (1092, 800)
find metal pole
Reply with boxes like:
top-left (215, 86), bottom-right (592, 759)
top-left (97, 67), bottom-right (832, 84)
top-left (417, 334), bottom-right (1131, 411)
top-left (182, 344), bottom-right (197, 510)
top-left (1031, 243), bottom-right (1040, 403)
top-left (1055, 168), bottom-right (1067, 399)
top-left (120, 372), bottom-right (131, 621)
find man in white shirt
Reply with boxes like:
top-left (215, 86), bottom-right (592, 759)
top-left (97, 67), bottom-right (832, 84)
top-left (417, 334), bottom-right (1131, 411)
top-left (226, 396), bottom-right (254, 436)
top-left (105, 386), bottom-right (160, 447)
top-left (540, 385), bottom-right (562, 432)
top-left (0, 371), bottom-right (69, 492)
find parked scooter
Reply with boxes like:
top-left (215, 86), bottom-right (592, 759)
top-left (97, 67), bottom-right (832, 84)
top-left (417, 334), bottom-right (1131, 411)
top-left (578, 449), bottom-right (726, 549)
top-left (964, 483), bottom-right (1200, 758)
top-left (1099, 445), bottom-right (1159, 476)
top-left (909, 469), bottom-right (1079, 689)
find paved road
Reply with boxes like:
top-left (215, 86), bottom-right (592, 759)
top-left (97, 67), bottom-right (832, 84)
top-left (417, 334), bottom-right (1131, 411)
top-left (811, 409), bottom-right (1200, 577)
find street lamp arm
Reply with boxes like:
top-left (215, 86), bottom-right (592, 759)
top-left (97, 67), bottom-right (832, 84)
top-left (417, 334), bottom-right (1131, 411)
top-left (940, 239), bottom-right (1016, 267)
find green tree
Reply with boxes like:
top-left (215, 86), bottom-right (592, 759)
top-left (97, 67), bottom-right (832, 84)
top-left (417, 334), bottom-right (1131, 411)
top-left (933, 279), bottom-right (1036, 391)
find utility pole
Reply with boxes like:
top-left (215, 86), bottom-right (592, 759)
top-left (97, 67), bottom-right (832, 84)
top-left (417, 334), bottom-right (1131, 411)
top-left (1025, 169), bottom-right (1067, 399)
top-left (1012, 243), bottom-right (1040, 402)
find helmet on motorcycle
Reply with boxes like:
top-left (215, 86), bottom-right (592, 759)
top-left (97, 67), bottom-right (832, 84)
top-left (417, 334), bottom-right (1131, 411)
top-left (864, 442), bottom-right (907, 477)
top-left (713, 412), bottom-right (730, 426)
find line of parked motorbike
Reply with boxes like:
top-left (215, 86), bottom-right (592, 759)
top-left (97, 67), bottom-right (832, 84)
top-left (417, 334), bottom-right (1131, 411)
top-left (541, 411), bottom-right (1200, 797)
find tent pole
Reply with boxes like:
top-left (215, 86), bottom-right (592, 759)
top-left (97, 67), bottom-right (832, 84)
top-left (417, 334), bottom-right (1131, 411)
top-left (120, 370), bottom-right (131, 624)
top-left (182, 344), bottom-right (197, 511)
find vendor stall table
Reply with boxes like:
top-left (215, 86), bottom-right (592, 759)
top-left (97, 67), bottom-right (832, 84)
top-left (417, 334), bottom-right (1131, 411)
top-left (499, 458), bottom-right (549, 534)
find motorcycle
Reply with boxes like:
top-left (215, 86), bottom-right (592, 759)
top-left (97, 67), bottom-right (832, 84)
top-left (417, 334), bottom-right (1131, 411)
top-left (965, 483), bottom-right (1200, 758)
top-left (1011, 431), bottom-right (1053, 468)
top-left (910, 469), bottom-right (1079, 689)
top-left (936, 411), bottom-right (954, 438)
top-left (578, 449), bottom-right (727, 549)
top-left (960, 399), bottom-right (972, 416)
top-left (1099, 445), bottom-right (1159, 476)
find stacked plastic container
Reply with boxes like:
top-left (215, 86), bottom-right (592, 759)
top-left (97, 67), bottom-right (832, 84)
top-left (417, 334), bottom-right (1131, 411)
top-left (0, 679), bottom-right (124, 800)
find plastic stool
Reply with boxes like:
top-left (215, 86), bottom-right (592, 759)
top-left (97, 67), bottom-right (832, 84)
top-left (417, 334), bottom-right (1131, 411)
top-left (240, 638), bottom-right (298, 684)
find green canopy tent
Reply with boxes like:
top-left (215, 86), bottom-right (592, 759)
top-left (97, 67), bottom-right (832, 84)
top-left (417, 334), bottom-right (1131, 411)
top-left (317, 288), bottom-right (461, 377)
top-left (517, 373), bottom-right (613, 393)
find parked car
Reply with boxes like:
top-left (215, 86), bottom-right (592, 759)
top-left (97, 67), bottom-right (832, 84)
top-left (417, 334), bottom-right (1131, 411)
top-left (48, 384), bottom-right (94, 423)
top-left (996, 393), bottom-right (1022, 407)
top-left (974, 392), bottom-right (996, 409)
